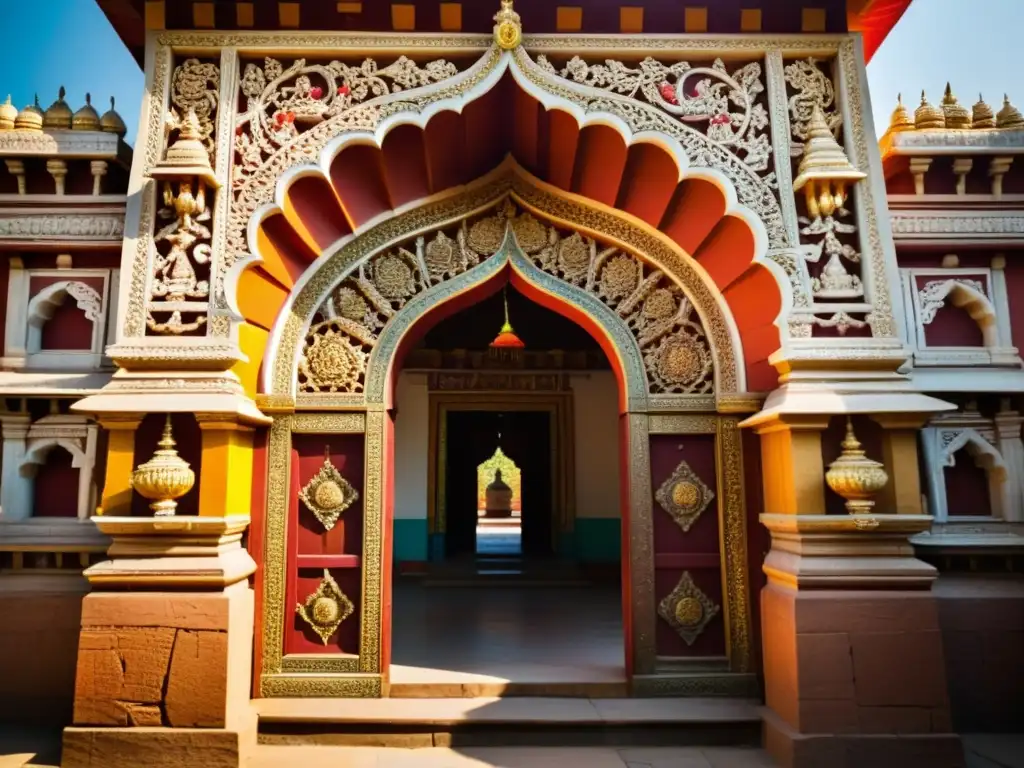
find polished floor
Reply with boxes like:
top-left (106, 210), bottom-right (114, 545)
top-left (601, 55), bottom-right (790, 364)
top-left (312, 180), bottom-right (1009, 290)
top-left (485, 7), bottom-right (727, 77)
top-left (390, 582), bottom-right (625, 686)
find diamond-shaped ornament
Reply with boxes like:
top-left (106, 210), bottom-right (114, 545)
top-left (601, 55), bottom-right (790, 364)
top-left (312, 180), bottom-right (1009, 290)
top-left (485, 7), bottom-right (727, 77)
top-left (295, 569), bottom-right (355, 645)
top-left (655, 459), bottom-right (714, 532)
top-left (299, 452), bottom-right (359, 531)
top-left (657, 571), bottom-right (720, 646)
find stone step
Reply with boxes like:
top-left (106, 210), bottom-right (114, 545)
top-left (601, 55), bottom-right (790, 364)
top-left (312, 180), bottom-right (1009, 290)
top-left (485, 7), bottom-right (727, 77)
top-left (254, 696), bottom-right (763, 748)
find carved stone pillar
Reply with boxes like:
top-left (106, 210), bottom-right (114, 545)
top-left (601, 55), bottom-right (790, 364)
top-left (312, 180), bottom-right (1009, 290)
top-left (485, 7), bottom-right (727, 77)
top-left (63, 517), bottom-right (257, 768)
top-left (870, 413), bottom-right (929, 515)
top-left (994, 400), bottom-right (1024, 522)
top-left (0, 413), bottom-right (33, 520)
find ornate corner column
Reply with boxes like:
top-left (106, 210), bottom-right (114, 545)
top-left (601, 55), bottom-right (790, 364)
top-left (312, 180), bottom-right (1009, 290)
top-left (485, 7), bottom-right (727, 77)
top-left (62, 516), bottom-right (257, 768)
top-left (744, 405), bottom-right (962, 768)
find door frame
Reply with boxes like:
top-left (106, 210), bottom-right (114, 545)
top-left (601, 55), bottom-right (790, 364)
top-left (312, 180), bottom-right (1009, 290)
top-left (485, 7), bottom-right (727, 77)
top-left (427, 391), bottom-right (575, 559)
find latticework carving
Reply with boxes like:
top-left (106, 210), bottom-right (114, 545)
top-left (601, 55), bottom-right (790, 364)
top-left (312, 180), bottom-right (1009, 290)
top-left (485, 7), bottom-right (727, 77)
top-left (299, 200), bottom-right (715, 396)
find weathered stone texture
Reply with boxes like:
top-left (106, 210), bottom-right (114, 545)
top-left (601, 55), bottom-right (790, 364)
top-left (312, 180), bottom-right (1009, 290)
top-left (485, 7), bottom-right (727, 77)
top-left (62, 727), bottom-right (244, 768)
top-left (165, 629), bottom-right (229, 727)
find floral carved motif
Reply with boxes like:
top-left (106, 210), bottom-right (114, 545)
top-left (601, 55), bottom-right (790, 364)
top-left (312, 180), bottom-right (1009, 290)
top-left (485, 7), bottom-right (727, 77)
top-left (64, 282), bottom-right (103, 324)
top-left (299, 201), bottom-right (715, 396)
top-left (918, 278), bottom-right (986, 325)
top-left (658, 571), bottom-right (720, 646)
top-left (536, 55), bottom-right (772, 174)
top-left (299, 452), bottom-right (360, 531)
top-left (655, 459), bottom-right (715, 532)
top-left (295, 569), bottom-right (355, 645)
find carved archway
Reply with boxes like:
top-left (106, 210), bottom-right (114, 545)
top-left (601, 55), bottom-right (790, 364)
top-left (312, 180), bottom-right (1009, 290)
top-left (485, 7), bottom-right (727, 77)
top-left (918, 279), bottom-right (1000, 348)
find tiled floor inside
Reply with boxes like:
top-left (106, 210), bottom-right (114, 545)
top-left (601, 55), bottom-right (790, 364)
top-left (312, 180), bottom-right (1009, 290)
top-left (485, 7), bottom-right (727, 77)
top-left (390, 582), bottom-right (625, 684)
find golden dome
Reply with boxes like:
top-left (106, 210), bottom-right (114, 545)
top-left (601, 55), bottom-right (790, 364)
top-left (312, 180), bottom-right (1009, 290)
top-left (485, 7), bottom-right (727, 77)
top-left (972, 94), bottom-right (996, 129)
top-left (887, 93), bottom-right (914, 133)
top-left (72, 93), bottom-right (101, 131)
top-left (915, 91), bottom-right (945, 130)
top-left (100, 97), bottom-right (127, 137)
top-left (941, 83), bottom-right (971, 129)
top-left (43, 86), bottom-right (73, 129)
top-left (996, 94), bottom-right (1024, 129)
top-left (15, 95), bottom-right (44, 132)
top-left (0, 95), bottom-right (17, 130)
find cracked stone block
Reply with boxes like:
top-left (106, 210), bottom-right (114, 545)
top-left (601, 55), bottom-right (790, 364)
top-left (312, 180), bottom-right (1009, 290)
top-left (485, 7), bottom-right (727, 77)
top-left (165, 630), bottom-right (229, 727)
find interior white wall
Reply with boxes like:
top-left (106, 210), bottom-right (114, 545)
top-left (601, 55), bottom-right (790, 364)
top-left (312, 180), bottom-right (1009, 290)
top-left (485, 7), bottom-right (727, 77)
top-left (393, 372), bottom-right (429, 521)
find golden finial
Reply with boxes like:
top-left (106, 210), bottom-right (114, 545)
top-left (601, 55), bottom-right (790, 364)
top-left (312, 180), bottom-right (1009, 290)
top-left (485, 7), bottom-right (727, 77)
top-left (996, 94), bottom-right (1024, 129)
top-left (42, 85), bottom-right (73, 130)
top-left (972, 93), bottom-right (996, 129)
top-left (150, 108), bottom-right (218, 187)
top-left (914, 90), bottom-right (945, 130)
top-left (14, 95), bottom-right (44, 132)
top-left (0, 95), bottom-right (17, 131)
top-left (793, 104), bottom-right (865, 219)
top-left (825, 417), bottom-right (889, 515)
top-left (493, 0), bottom-right (522, 50)
top-left (129, 415), bottom-right (195, 516)
top-left (941, 83), bottom-right (971, 129)
top-left (887, 93), bottom-right (914, 133)
top-left (100, 97), bottom-right (127, 137)
top-left (72, 92), bottom-right (101, 131)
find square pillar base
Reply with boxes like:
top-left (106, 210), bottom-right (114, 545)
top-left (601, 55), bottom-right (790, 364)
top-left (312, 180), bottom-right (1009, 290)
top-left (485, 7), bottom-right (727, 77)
top-left (62, 722), bottom-right (254, 768)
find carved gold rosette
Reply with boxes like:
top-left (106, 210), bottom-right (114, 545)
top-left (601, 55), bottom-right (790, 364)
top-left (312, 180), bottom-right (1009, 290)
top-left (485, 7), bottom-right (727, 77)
top-left (299, 453), bottom-right (359, 531)
top-left (658, 572), bottom-right (720, 646)
top-left (296, 569), bottom-right (355, 645)
top-left (655, 460), bottom-right (715, 532)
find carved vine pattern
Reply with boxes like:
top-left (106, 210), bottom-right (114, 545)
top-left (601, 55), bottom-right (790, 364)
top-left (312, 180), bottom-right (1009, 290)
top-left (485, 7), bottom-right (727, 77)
top-left (298, 200), bottom-right (714, 396)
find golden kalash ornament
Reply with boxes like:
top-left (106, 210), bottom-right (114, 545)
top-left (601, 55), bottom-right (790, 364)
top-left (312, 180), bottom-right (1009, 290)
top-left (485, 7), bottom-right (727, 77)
top-left (493, 0), bottom-right (522, 50)
top-left (887, 94), bottom-right (914, 133)
top-left (941, 83), bottom-right (971, 130)
top-left (972, 95), bottom-right (996, 129)
top-left (825, 418), bottom-right (888, 515)
top-left (130, 415), bottom-right (195, 516)
top-left (792, 105), bottom-right (866, 220)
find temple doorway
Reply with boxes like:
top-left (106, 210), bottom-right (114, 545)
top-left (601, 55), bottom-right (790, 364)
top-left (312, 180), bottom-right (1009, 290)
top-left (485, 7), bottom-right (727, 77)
top-left (388, 281), bottom-right (627, 691)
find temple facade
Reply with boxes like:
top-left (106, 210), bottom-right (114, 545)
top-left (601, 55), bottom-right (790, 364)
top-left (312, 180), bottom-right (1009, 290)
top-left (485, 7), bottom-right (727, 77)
top-left (0, 1), bottom-right (1021, 766)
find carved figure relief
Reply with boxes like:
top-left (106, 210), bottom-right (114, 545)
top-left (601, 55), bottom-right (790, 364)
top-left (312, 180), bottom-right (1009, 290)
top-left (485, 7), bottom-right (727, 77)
top-left (298, 451), bottom-right (360, 531)
top-left (298, 201), bottom-right (715, 396)
top-left (655, 459), bottom-right (715, 532)
top-left (657, 571), bottom-right (720, 646)
top-left (296, 569), bottom-right (355, 645)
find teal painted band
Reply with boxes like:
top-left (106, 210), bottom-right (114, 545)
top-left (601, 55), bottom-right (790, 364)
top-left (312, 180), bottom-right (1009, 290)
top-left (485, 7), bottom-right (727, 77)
top-left (393, 518), bottom-right (428, 562)
top-left (572, 518), bottom-right (622, 562)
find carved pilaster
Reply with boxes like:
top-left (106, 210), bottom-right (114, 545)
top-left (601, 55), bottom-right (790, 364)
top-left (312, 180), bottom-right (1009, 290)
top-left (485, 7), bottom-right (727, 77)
top-left (0, 413), bottom-right (33, 520)
top-left (994, 401), bottom-right (1024, 523)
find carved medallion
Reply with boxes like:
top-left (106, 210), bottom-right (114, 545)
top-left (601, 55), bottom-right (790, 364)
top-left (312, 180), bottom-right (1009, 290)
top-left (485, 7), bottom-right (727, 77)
top-left (300, 328), bottom-right (366, 393)
top-left (296, 569), bottom-right (355, 645)
top-left (510, 212), bottom-right (547, 254)
top-left (598, 254), bottom-right (639, 301)
top-left (655, 459), bottom-right (714, 532)
top-left (372, 254), bottom-right (415, 300)
top-left (299, 453), bottom-right (359, 531)
top-left (658, 571), bottom-right (720, 646)
top-left (335, 287), bottom-right (369, 324)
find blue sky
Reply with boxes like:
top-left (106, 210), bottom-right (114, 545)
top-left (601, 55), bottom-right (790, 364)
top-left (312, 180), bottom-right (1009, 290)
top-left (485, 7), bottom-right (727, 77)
top-left (0, 0), bottom-right (1020, 147)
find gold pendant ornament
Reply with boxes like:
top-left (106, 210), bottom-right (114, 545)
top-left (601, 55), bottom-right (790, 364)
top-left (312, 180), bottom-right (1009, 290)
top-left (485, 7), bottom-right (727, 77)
top-left (129, 415), bottom-right (195, 516)
top-left (658, 571), bottom-right (720, 646)
top-left (299, 448), bottom-right (359, 531)
top-left (493, 0), bottom-right (522, 50)
top-left (296, 569), bottom-right (355, 645)
top-left (655, 459), bottom-right (714, 532)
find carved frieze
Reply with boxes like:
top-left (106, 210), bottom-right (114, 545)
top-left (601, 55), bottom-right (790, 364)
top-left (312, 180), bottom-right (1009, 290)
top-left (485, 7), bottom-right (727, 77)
top-left (0, 213), bottom-right (124, 240)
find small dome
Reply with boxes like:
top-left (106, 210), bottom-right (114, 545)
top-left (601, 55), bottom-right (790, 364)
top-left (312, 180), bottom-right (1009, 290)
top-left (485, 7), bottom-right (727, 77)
top-left (972, 94), bottom-right (996, 129)
top-left (887, 93), bottom-right (913, 133)
top-left (72, 93), bottom-right (101, 131)
top-left (43, 86), bottom-right (73, 129)
top-left (996, 94), bottom-right (1024, 130)
top-left (99, 96), bottom-right (127, 137)
top-left (941, 83), bottom-right (971, 129)
top-left (15, 95), bottom-right (44, 132)
top-left (0, 95), bottom-right (17, 130)
top-left (914, 91), bottom-right (945, 130)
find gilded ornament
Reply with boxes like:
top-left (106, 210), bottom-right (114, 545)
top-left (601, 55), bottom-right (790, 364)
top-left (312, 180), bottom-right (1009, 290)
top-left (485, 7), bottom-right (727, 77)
top-left (72, 93), bottom-right (101, 131)
top-left (915, 91), bottom-right (945, 130)
top-left (971, 95), bottom-right (995, 129)
top-left (510, 212), bottom-right (548, 254)
top-left (335, 287), bottom-right (369, 323)
top-left (941, 83), bottom-right (971, 130)
top-left (100, 97), bottom-right (128, 137)
top-left (792, 105), bottom-right (866, 219)
top-left (299, 450), bottom-right (360, 531)
top-left (372, 254), bottom-right (415, 300)
top-left (655, 459), bottom-right (714, 532)
top-left (467, 213), bottom-right (506, 255)
top-left (295, 569), bottom-right (355, 645)
top-left (424, 231), bottom-right (457, 279)
top-left (651, 332), bottom-right (711, 391)
top-left (598, 254), bottom-right (640, 301)
top-left (996, 95), bottom-right (1024, 130)
top-left (887, 94), bottom-right (914, 133)
top-left (658, 572), bottom-right (720, 646)
top-left (825, 418), bottom-right (889, 515)
top-left (493, 0), bottom-right (522, 51)
top-left (42, 86), bottom-right (72, 130)
top-left (301, 326), bottom-right (367, 393)
top-left (556, 232), bottom-right (590, 281)
top-left (0, 96), bottom-right (17, 131)
top-left (129, 415), bottom-right (195, 517)
top-left (14, 96), bottom-right (43, 132)
top-left (642, 289), bottom-right (677, 322)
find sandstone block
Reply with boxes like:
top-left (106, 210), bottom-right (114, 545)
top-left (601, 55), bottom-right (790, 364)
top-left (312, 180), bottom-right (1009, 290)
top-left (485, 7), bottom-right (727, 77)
top-left (165, 630), bottom-right (229, 727)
